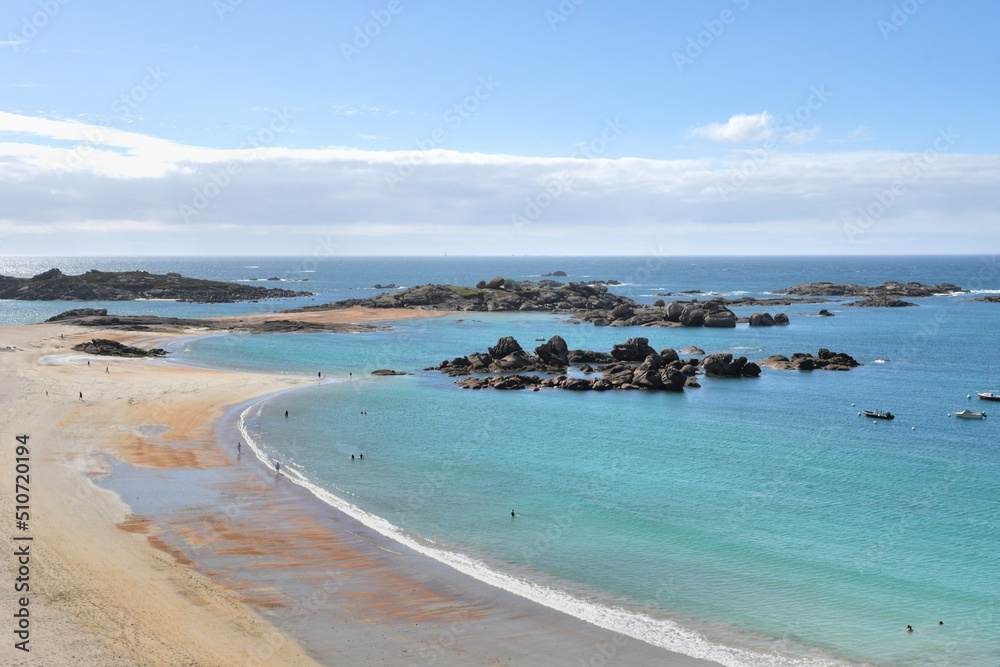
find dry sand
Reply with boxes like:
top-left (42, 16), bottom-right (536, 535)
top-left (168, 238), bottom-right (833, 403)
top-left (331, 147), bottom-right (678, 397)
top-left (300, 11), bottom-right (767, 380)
top-left (0, 309), bottom-right (720, 666)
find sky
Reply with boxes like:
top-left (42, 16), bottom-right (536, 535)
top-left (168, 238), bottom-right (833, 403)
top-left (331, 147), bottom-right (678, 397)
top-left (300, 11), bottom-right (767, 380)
top-left (1, 0), bottom-right (998, 256)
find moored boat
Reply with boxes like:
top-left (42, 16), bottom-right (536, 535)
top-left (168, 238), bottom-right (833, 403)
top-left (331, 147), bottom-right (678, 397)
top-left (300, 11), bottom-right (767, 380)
top-left (979, 362), bottom-right (999, 401)
top-left (953, 409), bottom-right (987, 419)
top-left (862, 409), bottom-right (894, 420)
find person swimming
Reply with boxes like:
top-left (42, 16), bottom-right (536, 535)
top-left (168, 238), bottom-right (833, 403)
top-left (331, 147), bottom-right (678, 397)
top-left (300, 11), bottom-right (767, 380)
top-left (511, 509), bottom-right (516, 517)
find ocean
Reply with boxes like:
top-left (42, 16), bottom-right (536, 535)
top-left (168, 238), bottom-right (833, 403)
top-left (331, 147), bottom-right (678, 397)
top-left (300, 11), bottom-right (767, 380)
top-left (3, 256), bottom-right (999, 666)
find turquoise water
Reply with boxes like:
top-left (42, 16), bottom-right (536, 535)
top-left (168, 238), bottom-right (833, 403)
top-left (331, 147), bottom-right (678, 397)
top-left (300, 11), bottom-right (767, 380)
top-left (6, 256), bottom-right (1000, 665)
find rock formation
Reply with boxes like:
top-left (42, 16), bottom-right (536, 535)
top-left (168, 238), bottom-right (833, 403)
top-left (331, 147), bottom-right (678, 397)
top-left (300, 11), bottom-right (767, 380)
top-left (72, 338), bottom-right (167, 357)
top-left (759, 349), bottom-right (861, 371)
top-left (0, 268), bottom-right (311, 303)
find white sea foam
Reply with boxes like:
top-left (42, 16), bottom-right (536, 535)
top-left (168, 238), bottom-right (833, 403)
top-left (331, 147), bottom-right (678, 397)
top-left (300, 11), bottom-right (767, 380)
top-left (237, 401), bottom-right (844, 667)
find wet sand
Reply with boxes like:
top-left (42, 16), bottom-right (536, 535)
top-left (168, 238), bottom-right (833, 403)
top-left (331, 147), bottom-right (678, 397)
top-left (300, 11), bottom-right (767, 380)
top-left (0, 311), bottom-right (720, 666)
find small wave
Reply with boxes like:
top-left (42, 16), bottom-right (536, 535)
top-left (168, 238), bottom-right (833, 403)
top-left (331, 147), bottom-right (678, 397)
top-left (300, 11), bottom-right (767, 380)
top-left (873, 359), bottom-right (889, 364)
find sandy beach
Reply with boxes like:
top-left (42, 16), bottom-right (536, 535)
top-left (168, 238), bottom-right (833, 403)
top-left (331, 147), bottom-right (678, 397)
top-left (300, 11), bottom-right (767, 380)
top-left (0, 308), bottom-right (720, 666)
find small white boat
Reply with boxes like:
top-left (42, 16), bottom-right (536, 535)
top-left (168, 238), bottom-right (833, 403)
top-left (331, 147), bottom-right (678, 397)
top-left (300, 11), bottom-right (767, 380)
top-left (978, 362), bottom-right (1000, 402)
top-left (953, 409), bottom-right (987, 420)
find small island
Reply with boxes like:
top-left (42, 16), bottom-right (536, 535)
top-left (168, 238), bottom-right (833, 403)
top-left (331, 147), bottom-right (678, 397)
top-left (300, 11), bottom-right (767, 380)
top-left (0, 268), bottom-right (313, 303)
top-left (299, 277), bottom-right (796, 329)
top-left (776, 281), bottom-right (964, 299)
top-left (429, 336), bottom-right (862, 392)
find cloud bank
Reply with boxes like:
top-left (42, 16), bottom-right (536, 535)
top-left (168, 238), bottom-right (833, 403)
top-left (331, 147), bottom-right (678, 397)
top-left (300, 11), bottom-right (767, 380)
top-left (0, 111), bottom-right (997, 255)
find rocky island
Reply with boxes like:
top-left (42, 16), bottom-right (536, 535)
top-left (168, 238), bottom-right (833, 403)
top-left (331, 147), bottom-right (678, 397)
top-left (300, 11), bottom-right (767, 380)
top-left (430, 335), bottom-right (863, 392)
top-left (775, 281), bottom-right (964, 299)
top-left (300, 277), bottom-right (797, 329)
top-left (0, 268), bottom-right (313, 303)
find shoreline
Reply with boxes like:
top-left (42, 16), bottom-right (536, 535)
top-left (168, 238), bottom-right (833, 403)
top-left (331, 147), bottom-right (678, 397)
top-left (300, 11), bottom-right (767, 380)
top-left (0, 311), bottom-right (716, 665)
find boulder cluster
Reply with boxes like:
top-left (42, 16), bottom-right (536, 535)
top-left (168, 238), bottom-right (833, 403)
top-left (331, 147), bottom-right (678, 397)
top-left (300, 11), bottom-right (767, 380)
top-left (432, 336), bottom-right (707, 392)
top-left (760, 349), bottom-right (861, 371)
top-left (72, 338), bottom-right (167, 358)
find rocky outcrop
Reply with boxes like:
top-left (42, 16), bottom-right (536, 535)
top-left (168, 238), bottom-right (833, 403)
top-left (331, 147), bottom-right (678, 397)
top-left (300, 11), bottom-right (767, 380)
top-left (844, 298), bottom-right (917, 308)
top-left (304, 279), bottom-right (635, 318)
top-left (747, 312), bottom-right (791, 326)
top-left (371, 369), bottom-right (409, 376)
top-left (534, 335), bottom-right (569, 366)
top-left (489, 336), bottom-right (523, 359)
top-left (0, 268), bottom-right (312, 303)
top-left (372, 283), bottom-right (397, 289)
top-left (72, 338), bottom-right (167, 357)
top-left (432, 336), bottom-right (700, 392)
top-left (973, 296), bottom-right (1000, 303)
top-left (543, 271), bottom-right (568, 277)
top-left (776, 281), bottom-right (964, 298)
top-left (759, 349), bottom-right (861, 371)
top-left (45, 308), bottom-right (109, 322)
top-left (701, 353), bottom-right (761, 378)
top-left (610, 337), bottom-right (656, 362)
top-left (300, 280), bottom-right (751, 330)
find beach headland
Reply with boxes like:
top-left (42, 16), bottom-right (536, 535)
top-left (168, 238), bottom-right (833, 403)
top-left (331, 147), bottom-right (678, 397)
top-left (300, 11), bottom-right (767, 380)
top-left (0, 307), bottom-right (724, 666)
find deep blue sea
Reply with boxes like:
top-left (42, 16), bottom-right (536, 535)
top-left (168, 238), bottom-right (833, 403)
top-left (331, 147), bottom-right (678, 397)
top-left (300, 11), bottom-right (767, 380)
top-left (3, 256), bottom-right (999, 666)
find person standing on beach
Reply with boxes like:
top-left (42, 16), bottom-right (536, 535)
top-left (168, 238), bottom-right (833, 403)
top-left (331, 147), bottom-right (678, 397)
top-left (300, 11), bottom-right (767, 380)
top-left (79, 391), bottom-right (83, 401)
top-left (284, 410), bottom-right (288, 418)
top-left (275, 461), bottom-right (281, 473)
top-left (237, 442), bottom-right (241, 454)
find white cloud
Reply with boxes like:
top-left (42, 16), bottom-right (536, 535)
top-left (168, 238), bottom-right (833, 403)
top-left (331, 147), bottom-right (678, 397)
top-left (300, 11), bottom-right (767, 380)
top-left (691, 113), bottom-right (776, 142)
top-left (0, 111), bottom-right (996, 255)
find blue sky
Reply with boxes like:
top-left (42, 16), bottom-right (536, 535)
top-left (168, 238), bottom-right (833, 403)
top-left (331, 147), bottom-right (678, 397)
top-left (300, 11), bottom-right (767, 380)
top-left (1, 0), bottom-right (998, 255)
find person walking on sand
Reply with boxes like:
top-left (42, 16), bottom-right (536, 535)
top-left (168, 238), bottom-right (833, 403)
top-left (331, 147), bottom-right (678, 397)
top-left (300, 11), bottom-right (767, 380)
top-left (237, 442), bottom-right (241, 454)
top-left (79, 391), bottom-right (83, 401)
top-left (106, 366), bottom-right (109, 373)
top-left (275, 461), bottom-right (281, 473)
